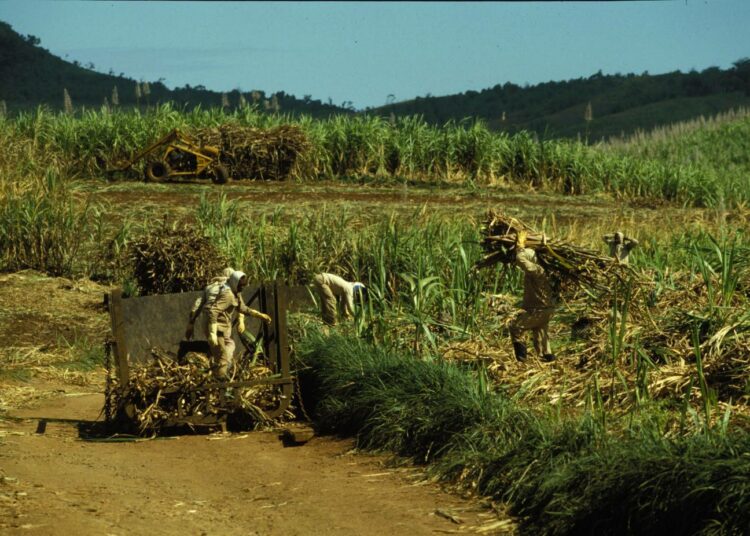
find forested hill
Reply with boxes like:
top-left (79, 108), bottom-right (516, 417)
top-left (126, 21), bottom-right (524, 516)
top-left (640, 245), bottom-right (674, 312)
top-left (370, 61), bottom-right (750, 141)
top-left (0, 21), bottom-right (349, 117)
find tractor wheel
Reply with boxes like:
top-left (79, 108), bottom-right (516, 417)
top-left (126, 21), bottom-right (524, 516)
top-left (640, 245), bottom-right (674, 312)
top-left (144, 161), bottom-right (170, 183)
top-left (210, 164), bottom-right (231, 185)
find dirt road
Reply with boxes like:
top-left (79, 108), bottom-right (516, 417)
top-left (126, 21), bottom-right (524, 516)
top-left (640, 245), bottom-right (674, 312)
top-left (0, 391), bottom-right (507, 535)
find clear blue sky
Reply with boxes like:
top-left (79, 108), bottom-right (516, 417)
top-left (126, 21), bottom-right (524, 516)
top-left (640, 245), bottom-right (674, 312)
top-left (1, 1), bottom-right (748, 110)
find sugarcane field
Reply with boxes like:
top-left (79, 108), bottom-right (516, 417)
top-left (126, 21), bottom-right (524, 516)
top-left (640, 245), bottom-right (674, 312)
top-left (2, 98), bottom-right (750, 536)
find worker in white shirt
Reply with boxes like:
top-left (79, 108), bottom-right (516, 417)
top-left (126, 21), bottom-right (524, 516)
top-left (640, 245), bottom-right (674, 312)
top-left (313, 273), bottom-right (367, 326)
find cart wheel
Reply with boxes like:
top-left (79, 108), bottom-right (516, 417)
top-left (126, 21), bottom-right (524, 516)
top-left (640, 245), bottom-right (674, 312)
top-left (144, 161), bottom-right (170, 183)
top-left (210, 164), bottom-right (231, 185)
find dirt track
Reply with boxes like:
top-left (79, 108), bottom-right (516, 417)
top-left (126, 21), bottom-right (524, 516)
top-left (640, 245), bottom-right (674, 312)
top-left (0, 392), bottom-right (506, 535)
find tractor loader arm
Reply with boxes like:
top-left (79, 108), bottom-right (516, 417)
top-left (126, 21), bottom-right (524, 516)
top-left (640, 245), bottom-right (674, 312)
top-left (107, 129), bottom-right (183, 172)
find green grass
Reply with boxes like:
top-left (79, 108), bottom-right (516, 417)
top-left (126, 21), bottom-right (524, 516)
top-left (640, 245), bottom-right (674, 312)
top-left (56, 335), bottom-right (106, 372)
top-left (3, 104), bottom-right (750, 207)
top-left (295, 329), bottom-right (750, 536)
top-left (0, 171), bottom-right (101, 276)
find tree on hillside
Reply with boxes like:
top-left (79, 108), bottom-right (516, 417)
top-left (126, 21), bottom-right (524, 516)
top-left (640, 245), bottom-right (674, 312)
top-left (584, 101), bottom-right (593, 122)
top-left (730, 58), bottom-right (750, 95)
top-left (142, 81), bottom-right (151, 108)
top-left (63, 88), bottom-right (73, 114)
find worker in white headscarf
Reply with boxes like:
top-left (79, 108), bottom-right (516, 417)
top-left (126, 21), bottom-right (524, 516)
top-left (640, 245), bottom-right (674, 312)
top-left (312, 272), bottom-right (367, 326)
top-left (603, 231), bottom-right (638, 264)
top-left (185, 267), bottom-right (235, 341)
top-left (207, 271), bottom-right (272, 380)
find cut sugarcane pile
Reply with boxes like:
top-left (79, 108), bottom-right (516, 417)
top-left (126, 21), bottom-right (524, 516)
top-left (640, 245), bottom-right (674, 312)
top-left (129, 223), bottom-right (228, 296)
top-left (109, 348), bottom-right (290, 434)
top-left (194, 124), bottom-right (309, 181)
top-left (476, 210), bottom-right (634, 293)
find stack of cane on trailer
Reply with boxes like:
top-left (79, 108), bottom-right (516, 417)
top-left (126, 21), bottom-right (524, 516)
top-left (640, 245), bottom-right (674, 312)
top-left (105, 228), bottom-right (295, 436)
top-left (195, 124), bottom-right (309, 181)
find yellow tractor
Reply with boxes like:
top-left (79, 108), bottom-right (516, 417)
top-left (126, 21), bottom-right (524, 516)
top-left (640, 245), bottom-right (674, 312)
top-left (109, 129), bottom-right (231, 184)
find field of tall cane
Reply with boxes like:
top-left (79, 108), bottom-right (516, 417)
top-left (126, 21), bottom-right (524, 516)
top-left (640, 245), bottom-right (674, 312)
top-left (2, 105), bottom-right (749, 206)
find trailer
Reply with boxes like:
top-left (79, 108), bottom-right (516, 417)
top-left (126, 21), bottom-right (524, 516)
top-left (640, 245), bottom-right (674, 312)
top-left (105, 282), bottom-right (297, 432)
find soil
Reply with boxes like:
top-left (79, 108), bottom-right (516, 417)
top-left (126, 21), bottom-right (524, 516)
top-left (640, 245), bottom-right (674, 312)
top-left (86, 181), bottom-right (620, 219)
top-left (0, 271), bottom-right (511, 535)
top-left (0, 393), bottom-right (507, 536)
top-left (80, 180), bottom-right (722, 236)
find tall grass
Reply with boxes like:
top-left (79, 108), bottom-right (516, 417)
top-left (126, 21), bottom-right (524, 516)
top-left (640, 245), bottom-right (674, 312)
top-left (0, 171), bottom-right (100, 276)
top-left (605, 108), bottom-right (750, 207)
top-left (3, 105), bottom-right (749, 207)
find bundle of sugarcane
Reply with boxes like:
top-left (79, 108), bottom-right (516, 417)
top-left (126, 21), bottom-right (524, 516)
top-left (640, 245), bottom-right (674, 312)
top-left (128, 223), bottom-right (228, 296)
top-left (111, 348), bottom-right (288, 434)
top-left (194, 124), bottom-right (309, 181)
top-left (475, 210), bottom-right (634, 292)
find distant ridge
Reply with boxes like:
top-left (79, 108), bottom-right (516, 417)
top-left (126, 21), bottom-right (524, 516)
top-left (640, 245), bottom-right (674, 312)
top-left (369, 62), bottom-right (750, 141)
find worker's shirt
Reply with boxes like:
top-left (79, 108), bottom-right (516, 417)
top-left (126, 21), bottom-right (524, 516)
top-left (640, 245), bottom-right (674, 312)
top-left (515, 248), bottom-right (555, 310)
top-left (606, 239), bottom-right (638, 264)
top-left (316, 273), bottom-right (357, 317)
top-left (190, 276), bottom-right (227, 322)
top-left (207, 287), bottom-right (257, 334)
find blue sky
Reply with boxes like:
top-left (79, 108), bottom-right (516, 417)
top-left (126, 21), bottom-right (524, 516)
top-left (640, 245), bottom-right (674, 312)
top-left (1, 1), bottom-right (749, 110)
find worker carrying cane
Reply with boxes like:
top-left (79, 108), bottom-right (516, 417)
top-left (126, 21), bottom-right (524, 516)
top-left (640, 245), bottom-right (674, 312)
top-left (509, 230), bottom-right (557, 363)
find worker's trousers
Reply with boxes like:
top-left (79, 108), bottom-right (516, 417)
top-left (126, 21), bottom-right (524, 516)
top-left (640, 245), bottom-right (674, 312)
top-left (510, 307), bottom-right (554, 356)
top-left (313, 276), bottom-right (339, 326)
top-left (209, 330), bottom-right (235, 380)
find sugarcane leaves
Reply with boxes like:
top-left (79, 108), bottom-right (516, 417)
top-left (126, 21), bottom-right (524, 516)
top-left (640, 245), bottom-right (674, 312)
top-left (400, 273), bottom-right (442, 354)
top-left (692, 231), bottom-right (740, 313)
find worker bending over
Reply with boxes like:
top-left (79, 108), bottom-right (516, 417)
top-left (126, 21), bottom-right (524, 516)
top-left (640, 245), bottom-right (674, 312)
top-left (313, 272), bottom-right (366, 326)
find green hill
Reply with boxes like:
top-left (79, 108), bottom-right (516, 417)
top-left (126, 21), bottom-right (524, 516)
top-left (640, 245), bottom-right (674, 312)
top-left (370, 63), bottom-right (750, 141)
top-left (0, 21), bottom-right (349, 117)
